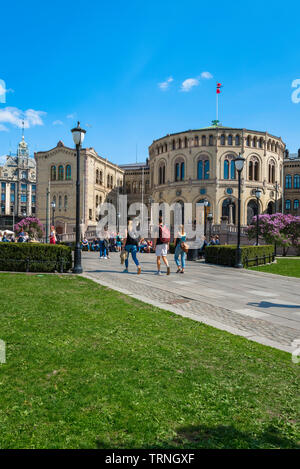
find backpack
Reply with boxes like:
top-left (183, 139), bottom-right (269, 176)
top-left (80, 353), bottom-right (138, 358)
top-left (159, 225), bottom-right (170, 243)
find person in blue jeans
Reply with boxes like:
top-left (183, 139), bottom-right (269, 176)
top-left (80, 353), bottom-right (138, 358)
top-left (122, 220), bottom-right (142, 274)
top-left (174, 225), bottom-right (187, 274)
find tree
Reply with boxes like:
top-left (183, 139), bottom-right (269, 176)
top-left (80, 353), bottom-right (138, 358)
top-left (14, 217), bottom-right (44, 240)
top-left (246, 213), bottom-right (300, 256)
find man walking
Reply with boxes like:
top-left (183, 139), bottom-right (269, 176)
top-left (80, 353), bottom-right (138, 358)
top-left (153, 216), bottom-right (170, 275)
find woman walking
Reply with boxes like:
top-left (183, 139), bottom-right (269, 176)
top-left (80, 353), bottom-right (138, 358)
top-left (174, 224), bottom-right (187, 274)
top-left (122, 220), bottom-right (142, 274)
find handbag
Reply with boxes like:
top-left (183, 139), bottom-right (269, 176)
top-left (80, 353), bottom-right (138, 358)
top-left (180, 241), bottom-right (189, 253)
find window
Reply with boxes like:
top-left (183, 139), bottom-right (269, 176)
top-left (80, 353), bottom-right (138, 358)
top-left (294, 174), bottom-right (300, 189)
top-left (249, 159), bottom-right (259, 181)
top-left (178, 139), bottom-right (182, 149)
top-left (194, 136), bottom-right (199, 147)
top-left (51, 165), bottom-right (56, 181)
top-left (65, 165), bottom-right (71, 180)
top-left (230, 160), bottom-right (236, 179)
top-left (180, 162), bottom-right (185, 180)
top-left (58, 196), bottom-right (62, 209)
top-left (96, 169), bottom-right (99, 184)
top-left (220, 134), bottom-right (225, 145)
top-left (175, 163), bottom-right (180, 181)
top-left (64, 195), bottom-right (68, 209)
top-left (21, 184), bottom-right (27, 191)
top-left (1, 193), bottom-right (5, 201)
top-left (22, 170), bottom-right (27, 179)
top-left (235, 135), bottom-right (240, 146)
top-left (268, 162), bottom-right (275, 183)
top-left (159, 165), bottom-right (165, 184)
top-left (246, 136), bottom-right (250, 146)
top-left (58, 165), bottom-right (64, 180)
top-left (10, 193), bottom-right (15, 203)
top-left (32, 184), bottom-right (36, 192)
top-left (285, 199), bottom-right (291, 210)
top-left (100, 171), bottom-right (103, 185)
top-left (259, 138), bottom-right (263, 149)
top-left (224, 160), bottom-right (229, 179)
top-left (294, 199), bottom-right (299, 210)
top-left (285, 175), bottom-right (292, 189)
top-left (133, 182), bottom-right (137, 193)
top-left (204, 160), bottom-right (209, 179)
top-left (197, 160), bottom-right (203, 180)
top-left (184, 137), bottom-right (188, 148)
top-left (172, 139), bottom-right (176, 150)
top-left (107, 175), bottom-right (110, 187)
top-left (209, 135), bottom-right (213, 146)
top-left (228, 135), bottom-right (233, 145)
top-left (32, 195), bottom-right (36, 204)
top-left (1, 182), bottom-right (5, 191)
top-left (21, 194), bottom-right (27, 203)
top-left (202, 135), bottom-right (206, 146)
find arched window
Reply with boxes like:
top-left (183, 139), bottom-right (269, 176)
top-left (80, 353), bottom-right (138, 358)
top-left (58, 165), bottom-right (64, 181)
top-left (204, 160), bottom-right (209, 179)
top-left (285, 199), bottom-right (291, 211)
top-left (259, 138), bottom-right (263, 149)
top-left (294, 174), bottom-right (300, 189)
top-left (184, 137), bottom-right (188, 148)
top-left (133, 182), bottom-right (137, 193)
top-left (51, 165), bottom-right (56, 181)
top-left (249, 161), bottom-right (253, 181)
top-left (194, 136), bottom-right (199, 147)
top-left (252, 137), bottom-right (257, 148)
top-left (222, 198), bottom-right (236, 224)
top-left (254, 161), bottom-right (259, 181)
top-left (246, 136), bottom-right (250, 146)
top-left (96, 169), bottom-right (99, 184)
top-left (172, 139), bottom-right (176, 150)
top-left (100, 171), bottom-right (103, 185)
top-left (220, 134), bottom-right (225, 145)
top-left (180, 162), bottom-right (185, 180)
top-left (197, 160), bottom-right (203, 180)
top-left (228, 135), bottom-right (233, 145)
top-left (159, 165), bottom-right (166, 185)
top-left (224, 160), bottom-right (229, 179)
top-left (66, 165), bottom-right (71, 180)
top-left (52, 195), bottom-right (56, 206)
top-left (271, 141), bottom-right (275, 152)
top-left (126, 182), bottom-right (131, 194)
top-left (235, 135), bottom-right (240, 146)
top-left (178, 139), bottom-right (182, 149)
top-left (64, 195), bottom-right (68, 209)
top-left (202, 135), bottom-right (206, 146)
top-left (111, 175), bottom-right (113, 188)
top-left (285, 175), bottom-right (292, 189)
top-left (58, 195), bottom-right (62, 209)
top-left (107, 175), bottom-right (110, 187)
top-left (209, 135), bottom-right (213, 146)
top-left (230, 160), bottom-right (236, 179)
top-left (268, 161), bottom-right (275, 183)
top-left (294, 199), bottom-right (299, 210)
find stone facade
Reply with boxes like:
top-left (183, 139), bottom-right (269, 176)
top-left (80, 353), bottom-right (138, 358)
top-left (34, 141), bottom-right (124, 235)
top-left (148, 126), bottom-right (285, 226)
top-left (0, 135), bottom-right (36, 228)
top-left (283, 151), bottom-right (300, 215)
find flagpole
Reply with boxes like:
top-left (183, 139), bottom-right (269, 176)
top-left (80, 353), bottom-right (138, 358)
top-left (216, 89), bottom-right (218, 123)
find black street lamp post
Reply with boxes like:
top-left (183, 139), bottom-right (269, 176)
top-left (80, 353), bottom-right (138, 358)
top-left (255, 188), bottom-right (262, 246)
top-left (234, 155), bottom-right (245, 268)
top-left (51, 201), bottom-right (56, 228)
top-left (204, 200), bottom-right (208, 237)
top-left (71, 122), bottom-right (86, 274)
top-left (274, 182), bottom-right (279, 256)
top-left (207, 213), bottom-right (213, 239)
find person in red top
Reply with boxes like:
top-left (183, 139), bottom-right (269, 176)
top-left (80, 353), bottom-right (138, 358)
top-left (49, 226), bottom-right (56, 244)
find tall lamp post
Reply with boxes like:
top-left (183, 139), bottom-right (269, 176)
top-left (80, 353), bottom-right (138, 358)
top-left (234, 155), bottom-right (245, 268)
top-left (207, 213), bottom-right (213, 239)
top-left (71, 122), bottom-right (86, 274)
top-left (255, 188), bottom-right (262, 246)
top-left (204, 199), bottom-right (208, 237)
top-left (274, 181), bottom-right (279, 256)
top-left (51, 200), bottom-right (56, 228)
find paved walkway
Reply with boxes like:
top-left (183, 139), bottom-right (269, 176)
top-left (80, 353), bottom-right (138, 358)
top-left (82, 252), bottom-right (300, 353)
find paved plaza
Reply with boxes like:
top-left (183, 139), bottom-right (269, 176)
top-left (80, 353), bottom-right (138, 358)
top-left (82, 252), bottom-right (300, 353)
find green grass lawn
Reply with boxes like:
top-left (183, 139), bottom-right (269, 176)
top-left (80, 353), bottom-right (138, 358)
top-left (0, 273), bottom-right (299, 449)
top-left (250, 258), bottom-right (300, 278)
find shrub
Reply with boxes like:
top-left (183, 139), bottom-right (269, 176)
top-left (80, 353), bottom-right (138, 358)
top-left (0, 243), bottom-right (72, 273)
top-left (205, 245), bottom-right (275, 267)
top-left (169, 242), bottom-right (175, 254)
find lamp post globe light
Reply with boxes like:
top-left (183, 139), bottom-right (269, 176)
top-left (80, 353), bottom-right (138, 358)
top-left (234, 154), bottom-right (245, 268)
top-left (255, 188), bottom-right (262, 246)
top-left (71, 122), bottom-right (86, 274)
top-left (51, 200), bottom-right (56, 228)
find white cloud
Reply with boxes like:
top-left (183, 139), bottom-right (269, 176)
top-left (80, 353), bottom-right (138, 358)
top-left (158, 77), bottom-right (174, 90)
top-left (0, 107), bottom-right (46, 130)
top-left (0, 124), bottom-right (9, 132)
top-left (67, 113), bottom-right (76, 119)
top-left (201, 71), bottom-right (213, 79)
top-left (53, 120), bottom-right (64, 126)
top-left (180, 78), bottom-right (199, 92)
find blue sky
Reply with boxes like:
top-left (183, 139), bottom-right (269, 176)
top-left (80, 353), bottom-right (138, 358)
top-left (1, 0), bottom-right (300, 165)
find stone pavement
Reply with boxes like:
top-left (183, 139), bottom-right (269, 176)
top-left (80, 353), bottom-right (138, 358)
top-left (82, 252), bottom-right (300, 353)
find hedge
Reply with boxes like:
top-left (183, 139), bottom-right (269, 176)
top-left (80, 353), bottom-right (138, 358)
top-left (205, 245), bottom-right (275, 267)
top-left (0, 242), bottom-right (72, 273)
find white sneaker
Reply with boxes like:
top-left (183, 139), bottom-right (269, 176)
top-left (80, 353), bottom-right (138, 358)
top-left (155, 271), bottom-right (162, 275)
top-left (104, 256), bottom-right (108, 259)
